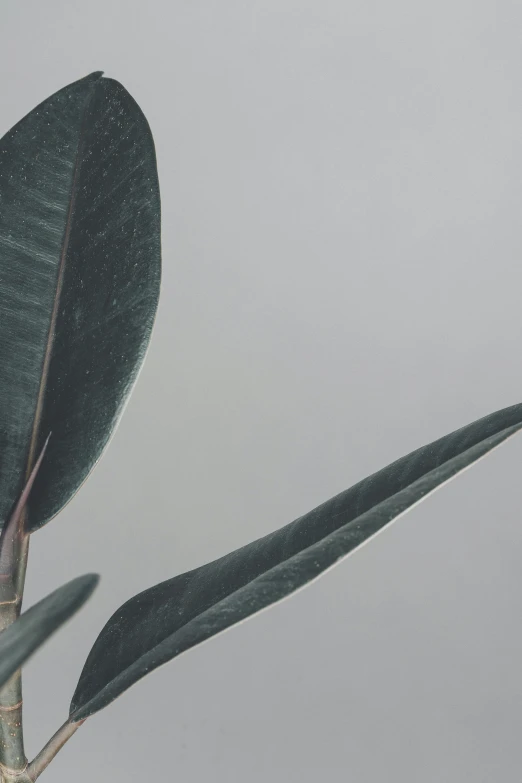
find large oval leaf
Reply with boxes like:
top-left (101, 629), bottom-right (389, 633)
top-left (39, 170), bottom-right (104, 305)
top-left (0, 574), bottom-right (98, 689)
top-left (0, 72), bottom-right (161, 531)
top-left (70, 402), bottom-right (522, 720)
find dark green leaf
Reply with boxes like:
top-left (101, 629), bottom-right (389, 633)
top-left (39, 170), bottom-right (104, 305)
top-left (70, 403), bottom-right (522, 720)
top-left (0, 72), bottom-right (161, 531)
top-left (0, 574), bottom-right (98, 689)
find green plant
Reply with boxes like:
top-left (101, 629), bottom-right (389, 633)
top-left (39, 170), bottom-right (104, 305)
top-left (0, 72), bottom-right (520, 781)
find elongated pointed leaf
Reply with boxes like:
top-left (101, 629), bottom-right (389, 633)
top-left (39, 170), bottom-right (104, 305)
top-left (0, 574), bottom-right (98, 689)
top-left (0, 72), bottom-right (161, 531)
top-left (70, 403), bottom-right (522, 720)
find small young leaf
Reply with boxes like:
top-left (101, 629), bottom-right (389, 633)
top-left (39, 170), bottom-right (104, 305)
top-left (0, 72), bottom-right (161, 532)
top-left (70, 403), bottom-right (522, 720)
top-left (0, 574), bottom-right (99, 689)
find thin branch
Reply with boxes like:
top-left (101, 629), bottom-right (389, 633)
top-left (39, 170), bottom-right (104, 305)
top-left (26, 719), bottom-right (84, 782)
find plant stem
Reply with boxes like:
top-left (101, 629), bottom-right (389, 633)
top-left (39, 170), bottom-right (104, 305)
top-left (0, 534), bottom-right (29, 780)
top-left (0, 441), bottom-right (54, 782)
top-left (25, 719), bottom-right (83, 782)
top-left (0, 672), bottom-right (25, 777)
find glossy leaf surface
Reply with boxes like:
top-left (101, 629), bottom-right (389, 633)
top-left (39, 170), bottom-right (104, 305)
top-left (0, 574), bottom-right (98, 689)
top-left (0, 72), bottom-right (161, 531)
top-left (71, 403), bottom-right (522, 719)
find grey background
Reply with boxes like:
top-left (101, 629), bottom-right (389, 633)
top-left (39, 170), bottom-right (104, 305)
top-left (1, 1), bottom-right (522, 781)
